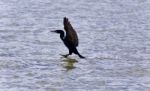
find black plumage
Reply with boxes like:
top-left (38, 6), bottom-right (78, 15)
top-left (51, 17), bottom-right (85, 58)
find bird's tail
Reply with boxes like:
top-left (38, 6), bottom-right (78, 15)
top-left (74, 48), bottom-right (85, 58)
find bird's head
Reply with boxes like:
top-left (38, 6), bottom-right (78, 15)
top-left (51, 30), bottom-right (64, 34)
top-left (51, 30), bottom-right (65, 40)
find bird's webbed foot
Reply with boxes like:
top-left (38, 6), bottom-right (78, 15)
top-left (61, 54), bottom-right (69, 58)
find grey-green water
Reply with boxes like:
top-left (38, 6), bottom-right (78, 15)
top-left (0, 0), bottom-right (150, 91)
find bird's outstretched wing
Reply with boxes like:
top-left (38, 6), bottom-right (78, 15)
top-left (64, 17), bottom-right (78, 47)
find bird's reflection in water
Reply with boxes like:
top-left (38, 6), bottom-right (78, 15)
top-left (61, 58), bottom-right (78, 71)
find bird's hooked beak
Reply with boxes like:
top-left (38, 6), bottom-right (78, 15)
top-left (51, 30), bottom-right (57, 33)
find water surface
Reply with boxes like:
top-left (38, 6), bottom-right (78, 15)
top-left (0, 0), bottom-right (150, 91)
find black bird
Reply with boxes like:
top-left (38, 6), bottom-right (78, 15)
top-left (51, 17), bottom-right (85, 58)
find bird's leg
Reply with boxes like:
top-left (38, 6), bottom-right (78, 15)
top-left (61, 50), bottom-right (72, 58)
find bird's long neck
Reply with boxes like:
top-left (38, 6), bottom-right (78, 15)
top-left (60, 32), bottom-right (65, 40)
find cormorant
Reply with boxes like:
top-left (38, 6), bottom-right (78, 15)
top-left (51, 17), bottom-right (85, 58)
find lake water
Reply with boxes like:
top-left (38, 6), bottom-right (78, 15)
top-left (0, 0), bottom-right (150, 91)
